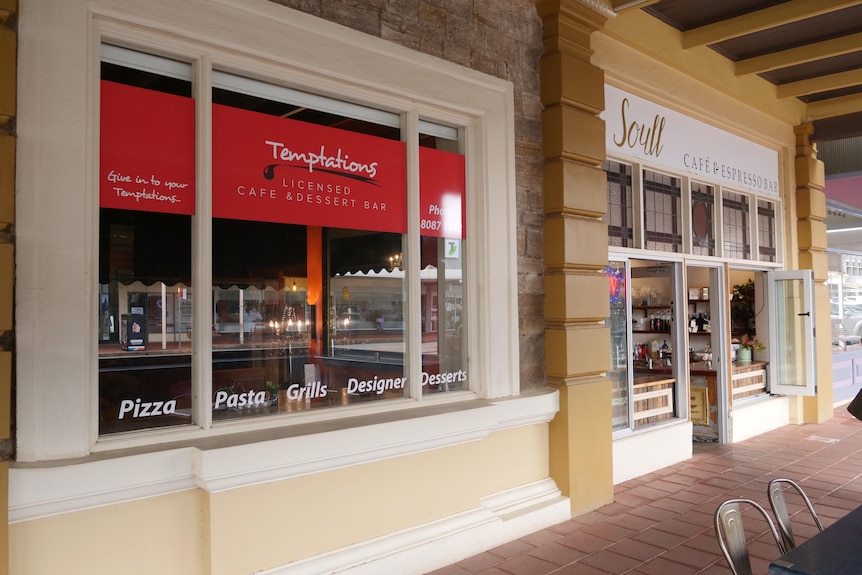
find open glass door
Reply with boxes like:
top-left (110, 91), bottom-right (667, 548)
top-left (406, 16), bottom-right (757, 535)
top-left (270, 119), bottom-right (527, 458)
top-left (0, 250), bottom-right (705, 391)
top-left (768, 270), bottom-right (816, 396)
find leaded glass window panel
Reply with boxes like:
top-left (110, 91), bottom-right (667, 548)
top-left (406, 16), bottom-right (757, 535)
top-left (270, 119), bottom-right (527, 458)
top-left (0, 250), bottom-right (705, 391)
top-left (722, 190), bottom-right (750, 260)
top-left (691, 183), bottom-right (715, 257)
top-left (643, 170), bottom-right (681, 252)
top-left (603, 161), bottom-right (634, 248)
top-left (757, 199), bottom-right (777, 263)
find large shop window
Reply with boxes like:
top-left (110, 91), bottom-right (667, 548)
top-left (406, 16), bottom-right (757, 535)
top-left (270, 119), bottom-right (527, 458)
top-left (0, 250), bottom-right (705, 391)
top-left (98, 47), bottom-right (467, 435)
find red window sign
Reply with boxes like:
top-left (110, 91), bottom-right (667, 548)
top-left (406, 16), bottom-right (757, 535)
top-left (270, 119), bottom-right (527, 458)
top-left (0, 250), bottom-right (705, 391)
top-left (99, 81), bottom-right (195, 215)
top-left (419, 147), bottom-right (466, 239)
top-left (213, 104), bottom-right (406, 233)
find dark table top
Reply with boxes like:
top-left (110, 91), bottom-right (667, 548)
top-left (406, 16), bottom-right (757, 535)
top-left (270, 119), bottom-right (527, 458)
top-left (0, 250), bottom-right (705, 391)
top-left (769, 506), bottom-right (862, 575)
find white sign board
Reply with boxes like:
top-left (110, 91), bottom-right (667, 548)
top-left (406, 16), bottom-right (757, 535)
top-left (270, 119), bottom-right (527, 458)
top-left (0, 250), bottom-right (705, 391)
top-left (602, 85), bottom-right (779, 196)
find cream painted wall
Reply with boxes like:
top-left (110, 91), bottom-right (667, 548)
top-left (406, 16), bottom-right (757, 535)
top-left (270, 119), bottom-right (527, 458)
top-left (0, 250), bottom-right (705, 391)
top-left (207, 425), bottom-right (550, 574)
top-left (10, 490), bottom-right (205, 575)
top-left (9, 424), bottom-right (554, 575)
top-left (208, 443), bottom-right (487, 574)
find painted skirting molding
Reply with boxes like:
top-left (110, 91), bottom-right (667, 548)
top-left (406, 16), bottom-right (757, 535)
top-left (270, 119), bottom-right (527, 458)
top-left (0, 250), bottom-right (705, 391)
top-left (255, 478), bottom-right (570, 575)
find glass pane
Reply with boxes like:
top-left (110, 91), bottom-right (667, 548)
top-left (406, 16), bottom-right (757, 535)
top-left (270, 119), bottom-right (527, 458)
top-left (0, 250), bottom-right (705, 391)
top-left (691, 183), bottom-right (715, 257)
top-left (98, 52), bottom-right (195, 435)
top-left (774, 277), bottom-right (809, 389)
top-left (630, 260), bottom-right (677, 428)
top-left (605, 262), bottom-right (629, 431)
top-left (327, 230), bottom-right (407, 405)
top-left (643, 170), bottom-right (681, 252)
top-left (603, 161), bottom-right (634, 248)
top-left (828, 254), bottom-right (862, 353)
top-left (211, 76), bottom-right (409, 419)
top-left (757, 199), bottom-right (777, 262)
top-left (722, 190), bottom-right (750, 259)
top-left (419, 137), bottom-right (467, 396)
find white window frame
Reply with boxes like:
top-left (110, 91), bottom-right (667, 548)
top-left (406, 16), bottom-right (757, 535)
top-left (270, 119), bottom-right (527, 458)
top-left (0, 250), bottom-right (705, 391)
top-left (16, 0), bottom-right (521, 462)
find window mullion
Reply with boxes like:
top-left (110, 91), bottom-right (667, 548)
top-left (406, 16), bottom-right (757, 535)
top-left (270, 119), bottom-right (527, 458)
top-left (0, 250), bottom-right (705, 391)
top-left (749, 193), bottom-right (760, 262)
top-left (632, 165), bottom-right (644, 248)
top-left (681, 176), bottom-right (692, 254)
top-left (194, 56), bottom-right (213, 429)
top-left (715, 186), bottom-right (725, 258)
top-left (404, 111), bottom-right (423, 399)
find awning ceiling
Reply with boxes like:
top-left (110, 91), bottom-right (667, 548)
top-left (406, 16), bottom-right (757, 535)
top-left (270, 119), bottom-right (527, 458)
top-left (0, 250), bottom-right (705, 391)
top-left (622, 0), bottom-right (862, 143)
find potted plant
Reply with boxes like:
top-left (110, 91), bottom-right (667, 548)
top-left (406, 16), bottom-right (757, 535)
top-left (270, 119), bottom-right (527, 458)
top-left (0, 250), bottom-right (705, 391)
top-left (266, 380), bottom-right (280, 405)
top-left (737, 334), bottom-right (764, 362)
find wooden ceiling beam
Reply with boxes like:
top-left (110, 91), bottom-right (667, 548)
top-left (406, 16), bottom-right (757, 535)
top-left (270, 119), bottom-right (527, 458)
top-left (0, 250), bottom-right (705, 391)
top-left (736, 32), bottom-right (862, 76)
top-left (610, 0), bottom-right (660, 12)
top-left (778, 69), bottom-right (862, 98)
top-left (682, 0), bottom-right (861, 49)
top-left (807, 93), bottom-right (862, 120)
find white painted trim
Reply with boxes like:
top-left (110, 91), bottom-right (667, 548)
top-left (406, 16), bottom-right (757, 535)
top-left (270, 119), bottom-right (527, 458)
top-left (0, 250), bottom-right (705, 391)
top-left (612, 421), bottom-right (693, 484)
top-left (253, 478), bottom-right (570, 575)
top-left (9, 389), bottom-right (558, 523)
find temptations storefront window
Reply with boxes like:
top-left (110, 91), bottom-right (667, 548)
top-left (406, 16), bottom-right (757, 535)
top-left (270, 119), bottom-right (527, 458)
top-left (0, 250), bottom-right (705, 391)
top-left (97, 48), bottom-right (468, 435)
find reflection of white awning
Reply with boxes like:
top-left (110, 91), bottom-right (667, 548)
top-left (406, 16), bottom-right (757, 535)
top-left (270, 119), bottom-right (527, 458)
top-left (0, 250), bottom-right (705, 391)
top-left (336, 264), bottom-right (461, 281)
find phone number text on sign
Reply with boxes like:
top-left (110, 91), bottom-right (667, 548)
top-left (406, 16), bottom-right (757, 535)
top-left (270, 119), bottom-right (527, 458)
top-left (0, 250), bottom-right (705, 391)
top-left (421, 202), bottom-right (462, 237)
top-left (419, 219), bottom-right (461, 237)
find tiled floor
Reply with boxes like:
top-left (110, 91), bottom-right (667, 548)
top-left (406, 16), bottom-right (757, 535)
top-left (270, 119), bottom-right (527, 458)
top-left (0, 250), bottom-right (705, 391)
top-left (426, 406), bottom-right (862, 575)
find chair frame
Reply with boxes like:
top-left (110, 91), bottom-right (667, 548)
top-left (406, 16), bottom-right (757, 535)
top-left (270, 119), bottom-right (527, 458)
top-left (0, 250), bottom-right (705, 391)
top-left (767, 478), bottom-right (824, 550)
top-left (714, 498), bottom-right (786, 575)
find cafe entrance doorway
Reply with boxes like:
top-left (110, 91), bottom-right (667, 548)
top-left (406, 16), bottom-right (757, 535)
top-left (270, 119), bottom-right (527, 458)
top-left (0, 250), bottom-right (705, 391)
top-left (685, 265), bottom-right (728, 444)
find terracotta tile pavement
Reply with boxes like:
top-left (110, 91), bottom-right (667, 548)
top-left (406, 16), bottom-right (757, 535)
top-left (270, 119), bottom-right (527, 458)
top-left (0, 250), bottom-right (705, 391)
top-left (425, 407), bottom-right (862, 575)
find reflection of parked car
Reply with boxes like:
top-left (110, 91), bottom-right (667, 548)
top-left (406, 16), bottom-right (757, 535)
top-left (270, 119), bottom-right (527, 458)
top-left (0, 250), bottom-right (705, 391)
top-left (831, 302), bottom-right (862, 335)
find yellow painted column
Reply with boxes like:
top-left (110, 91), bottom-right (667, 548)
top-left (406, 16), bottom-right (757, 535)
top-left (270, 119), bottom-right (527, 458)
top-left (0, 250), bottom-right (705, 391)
top-left (535, 0), bottom-right (614, 516)
top-left (794, 124), bottom-right (832, 423)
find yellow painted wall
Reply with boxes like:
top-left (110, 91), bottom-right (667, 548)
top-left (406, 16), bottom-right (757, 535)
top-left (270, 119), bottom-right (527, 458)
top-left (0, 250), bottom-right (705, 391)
top-left (9, 424), bottom-right (549, 575)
